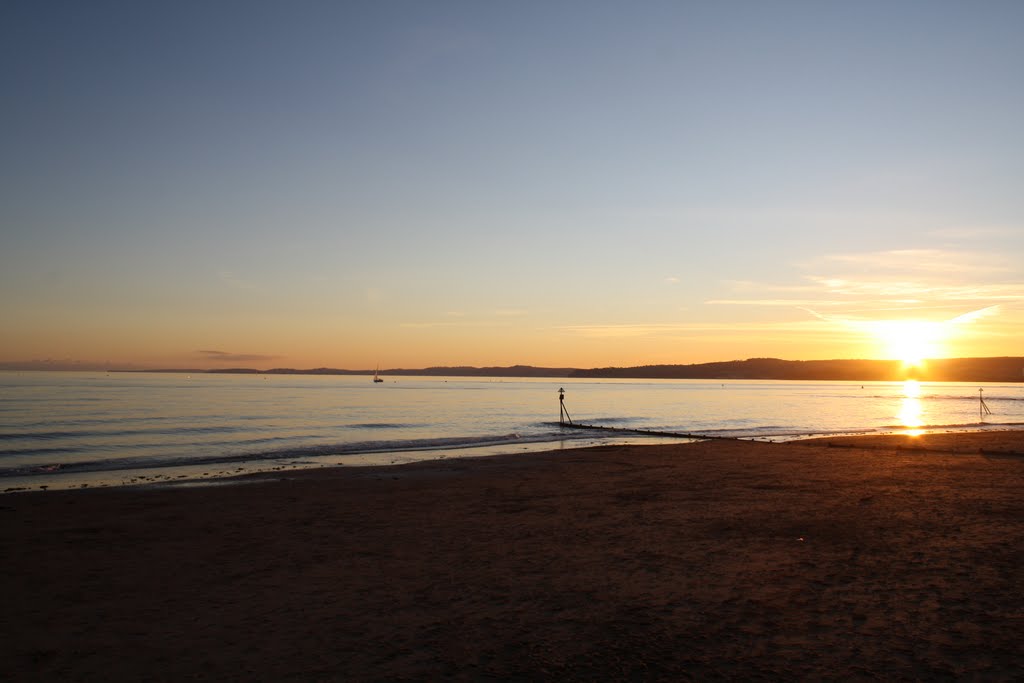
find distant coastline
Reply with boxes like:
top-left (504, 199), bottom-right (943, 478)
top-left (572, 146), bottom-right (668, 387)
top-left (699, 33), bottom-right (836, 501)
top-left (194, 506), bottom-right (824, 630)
top-left (6, 356), bottom-right (1016, 382)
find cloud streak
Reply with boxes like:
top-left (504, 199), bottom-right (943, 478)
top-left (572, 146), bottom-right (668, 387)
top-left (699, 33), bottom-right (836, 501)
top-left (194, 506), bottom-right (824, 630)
top-left (557, 320), bottom-right (841, 339)
top-left (709, 248), bottom-right (1024, 322)
top-left (197, 350), bottom-right (281, 362)
top-left (218, 271), bottom-right (260, 291)
top-left (819, 249), bottom-right (1013, 275)
top-left (399, 321), bottom-right (515, 329)
top-left (929, 226), bottom-right (1018, 240)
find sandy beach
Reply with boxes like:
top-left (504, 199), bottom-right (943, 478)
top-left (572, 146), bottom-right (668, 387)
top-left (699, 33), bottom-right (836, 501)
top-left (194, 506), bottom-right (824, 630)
top-left (3, 432), bottom-right (1023, 680)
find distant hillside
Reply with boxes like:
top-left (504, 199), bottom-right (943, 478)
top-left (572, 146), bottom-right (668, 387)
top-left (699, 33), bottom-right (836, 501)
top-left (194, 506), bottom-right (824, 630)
top-left (94, 357), bottom-right (1024, 381)
top-left (909, 357), bottom-right (1024, 382)
top-left (166, 365), bottom-right (577, 378)
top-left (569, 357), bottom-right (1024, 382)
top-left (380, 365), bottom-right (576, 378)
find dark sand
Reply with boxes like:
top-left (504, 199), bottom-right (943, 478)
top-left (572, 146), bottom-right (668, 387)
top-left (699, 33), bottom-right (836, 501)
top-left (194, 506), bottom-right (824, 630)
top-left (3, 433), bottom-right (1023, 681)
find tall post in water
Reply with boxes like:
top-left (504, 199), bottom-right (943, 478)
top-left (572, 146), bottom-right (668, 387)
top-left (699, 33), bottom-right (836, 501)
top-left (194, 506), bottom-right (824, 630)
top-left (558, 387), bottom-right (573, 425)
top-left (979, 388), bottom-right (992, 422)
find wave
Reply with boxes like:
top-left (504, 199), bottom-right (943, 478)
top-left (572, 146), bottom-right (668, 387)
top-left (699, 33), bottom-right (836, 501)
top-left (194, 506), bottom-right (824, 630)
top-left (345, 423), bottom-right (419, 429)
top-left (0, 430), bottom-right (592, 479)
top-left (574, 416), bottom-right (641, 425)
top-left (0, 421), bottom-right (430, 442)
top-left (0, 425), bottom-right (235, 440)
top-left (878, 420), bottom-right (1024, 430)
top-left (4, 418), bottom-right (1024, 483)
top-left (0, 446), bottom-right (85, 457)
top-left (5, 414), bottom-right (1024, 485)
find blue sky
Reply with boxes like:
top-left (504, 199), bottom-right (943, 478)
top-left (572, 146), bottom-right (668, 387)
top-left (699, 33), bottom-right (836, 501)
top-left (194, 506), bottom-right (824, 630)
top-left (2, 1), bottom-right (1022, 369)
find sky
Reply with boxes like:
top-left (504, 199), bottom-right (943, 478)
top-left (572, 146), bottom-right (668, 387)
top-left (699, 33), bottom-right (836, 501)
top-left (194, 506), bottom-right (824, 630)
top-left (2, 1), bottom-right (1023, 370)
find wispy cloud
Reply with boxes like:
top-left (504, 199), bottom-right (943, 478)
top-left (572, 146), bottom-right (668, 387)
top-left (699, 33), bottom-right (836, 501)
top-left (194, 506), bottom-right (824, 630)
top-left (664, 276), bottom-right (680, 285)
top-left (929, 225), bottom-right (1018, 240)
top-left (721, 280), bottom-right (820, 294)
top-left (817, 249), bottom-right (1013, 275)
top-left (707, 298), bottom-right (850, 307)
top-left (948, 305), bottom-right (1003, 325)
top-left (800, 305), bottom-right (1001, 327)
top-left (710, 248), bottom-right (1024, 322)
top-left (399, 321), bottom-right (514, 329)
top-left (218, 271), bottom-right (260, 291)
top-left (197, 350), bottom-right (280, 363)
top-left (404, 309), bottom-right (529, 327)
top-left (557, 320), bottom-right (834, 339)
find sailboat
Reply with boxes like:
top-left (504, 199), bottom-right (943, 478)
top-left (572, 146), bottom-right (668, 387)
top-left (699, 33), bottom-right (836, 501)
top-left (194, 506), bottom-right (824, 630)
top-left (373, 364), bottom-right (384, 383)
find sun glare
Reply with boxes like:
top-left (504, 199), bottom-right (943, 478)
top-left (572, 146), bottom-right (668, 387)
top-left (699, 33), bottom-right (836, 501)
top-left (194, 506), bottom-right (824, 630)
top-left (871, 320), bottom-right (947, 367)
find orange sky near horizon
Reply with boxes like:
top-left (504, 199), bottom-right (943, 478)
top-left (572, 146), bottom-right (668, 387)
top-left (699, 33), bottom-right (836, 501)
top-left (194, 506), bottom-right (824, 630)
top-left (2, 295), bottom-right (1018, 371)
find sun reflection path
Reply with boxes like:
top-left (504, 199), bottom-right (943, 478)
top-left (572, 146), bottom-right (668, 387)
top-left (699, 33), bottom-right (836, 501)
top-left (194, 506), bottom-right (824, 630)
top-left (902, 379), bottom-right (921, 398)
top-left (899, 380), bottom-right (923, 435)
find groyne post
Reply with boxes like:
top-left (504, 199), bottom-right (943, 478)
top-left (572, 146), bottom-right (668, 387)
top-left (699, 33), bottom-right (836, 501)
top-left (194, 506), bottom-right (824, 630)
top-left (559, 387), bottom-right (573, 425)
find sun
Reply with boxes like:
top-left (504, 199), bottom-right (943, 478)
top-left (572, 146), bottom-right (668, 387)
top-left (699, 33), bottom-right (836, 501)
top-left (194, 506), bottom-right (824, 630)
top-left (823, 306), bottom-right (998, 369)
top-left (870, 320), bottom-right (947, 367)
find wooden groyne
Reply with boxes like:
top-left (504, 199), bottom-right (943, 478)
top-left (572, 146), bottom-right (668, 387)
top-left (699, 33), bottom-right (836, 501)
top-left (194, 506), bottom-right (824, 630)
top-left (557, 421), bottom-right (743, 442)
top-left (554, 387), bottom-right (744, 442)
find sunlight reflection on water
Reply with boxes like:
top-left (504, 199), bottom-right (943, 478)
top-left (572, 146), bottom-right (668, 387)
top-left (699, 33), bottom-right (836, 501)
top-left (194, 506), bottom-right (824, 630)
top-left (899, 380), bottom-right (924, 432)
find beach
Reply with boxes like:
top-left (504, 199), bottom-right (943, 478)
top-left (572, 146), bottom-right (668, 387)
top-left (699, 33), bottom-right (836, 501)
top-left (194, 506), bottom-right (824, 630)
top-left (3, 433), bottom-right (1023, 680)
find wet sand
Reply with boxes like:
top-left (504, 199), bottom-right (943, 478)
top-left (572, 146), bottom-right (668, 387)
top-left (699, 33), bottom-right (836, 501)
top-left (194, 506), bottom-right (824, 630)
top-left (3, 433), bottom-right (1023, 680)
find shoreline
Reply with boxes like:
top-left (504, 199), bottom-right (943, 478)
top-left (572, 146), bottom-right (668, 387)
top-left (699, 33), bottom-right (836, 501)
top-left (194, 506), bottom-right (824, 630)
top-left (0, 433), bottom-right (695, 494)
top-left (3, 432), bottom-right (1023, 679)
top-left (5, 422), bottom-right (1024, 494)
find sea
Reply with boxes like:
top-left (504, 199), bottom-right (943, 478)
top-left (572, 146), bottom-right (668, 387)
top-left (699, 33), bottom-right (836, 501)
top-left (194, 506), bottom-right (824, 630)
top-left (2, 371), bottom-right (1023, 492)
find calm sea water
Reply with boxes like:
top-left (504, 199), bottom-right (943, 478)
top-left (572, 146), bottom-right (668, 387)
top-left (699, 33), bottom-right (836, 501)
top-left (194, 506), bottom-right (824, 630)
top-left (2, 371), bottom-right (1023, 490)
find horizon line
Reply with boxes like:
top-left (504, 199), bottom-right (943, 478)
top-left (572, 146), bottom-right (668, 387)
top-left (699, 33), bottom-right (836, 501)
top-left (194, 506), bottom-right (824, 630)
top-left (4, 355), bottom-right (1024, 375)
